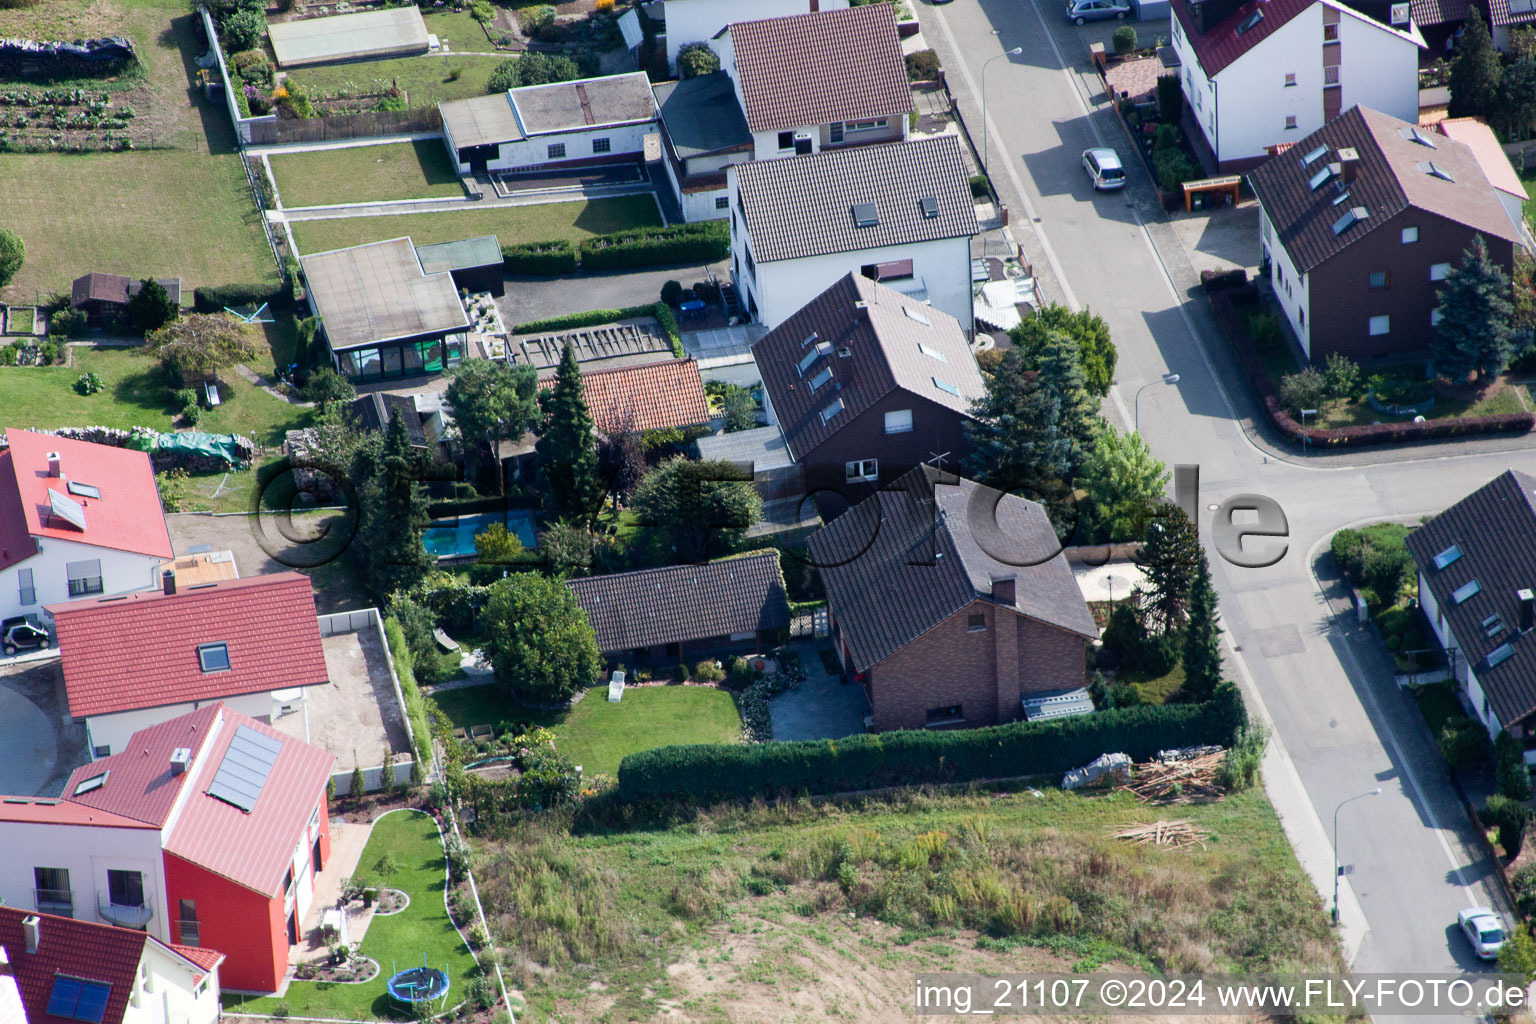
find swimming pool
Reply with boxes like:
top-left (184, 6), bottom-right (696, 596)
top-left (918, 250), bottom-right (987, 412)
top-left (423, 510), bottom-right (538, 559)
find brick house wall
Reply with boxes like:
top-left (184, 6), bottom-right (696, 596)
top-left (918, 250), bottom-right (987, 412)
top-left (864, 599), bottom-right (1088, 731)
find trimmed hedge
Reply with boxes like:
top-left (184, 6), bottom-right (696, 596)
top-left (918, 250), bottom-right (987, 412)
top-left (192, 282), bottom-right (285, 313)
top-left (618, 682), bottom-right (1247, 802)
top-left (1210, 290), bottom-right (1534, 448)
top-left (577, 221), bottom-right (729, 271)
top-left (502, 240), bottom-right (578, 275)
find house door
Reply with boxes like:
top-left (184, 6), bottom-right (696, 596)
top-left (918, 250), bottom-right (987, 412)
top-left (313, 836), bottom-right (324, 875)
top-left (287, 909), bottom-right (299, 946)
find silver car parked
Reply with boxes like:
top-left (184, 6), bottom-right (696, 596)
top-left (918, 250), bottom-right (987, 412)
top-left (1066, 0), bottom-right (1132, 24)
top-left (1082, 148), bottom-right (1127, 191)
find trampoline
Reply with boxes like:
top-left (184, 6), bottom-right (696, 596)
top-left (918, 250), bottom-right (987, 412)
top-left (386, 958), bottom-right (450, 1008)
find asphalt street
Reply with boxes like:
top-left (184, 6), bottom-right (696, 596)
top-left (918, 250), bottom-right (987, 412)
top-left (914, 0), bottom-right (1536, 989)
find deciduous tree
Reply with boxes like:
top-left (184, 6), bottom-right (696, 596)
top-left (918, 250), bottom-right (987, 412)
top-left (0, 229), bottom-right (24, 289)
top-left (1010, 304), bottom-right (1117, 397)
top-left (142, 313), bottom-right (259, 381)
top-left (447, 358), bottom-right (538, 493)
top-left (482, 571), bottom-right (602, 704)
top-left (677, 42), bottom-right (721, 78)
top-left (629, 456), bottom-right (762, 563)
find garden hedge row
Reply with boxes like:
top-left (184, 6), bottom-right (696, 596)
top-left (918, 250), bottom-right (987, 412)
top-left (618, 682), bottom-right (1248, 802)
top-left (577, 221), bottom-right (729, 271)
top-left (192, 281), bottom-right (286, 313)
top-left (502, 240), bottom-right (578, 275)
top-left (1210, 290), bottom-right (1535, 448)
top-left (513, 302), bottom-right (684, 358)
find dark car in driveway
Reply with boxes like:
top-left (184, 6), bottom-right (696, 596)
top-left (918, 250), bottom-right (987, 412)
top-left (2, 616), bottom-right (50, 656)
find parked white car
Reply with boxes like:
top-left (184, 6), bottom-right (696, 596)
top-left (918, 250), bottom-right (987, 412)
top-left (1457, 907), bottom-right (1506, 961)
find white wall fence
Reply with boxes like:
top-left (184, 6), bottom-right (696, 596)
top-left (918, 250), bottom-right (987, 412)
top-left (198, 5), bottom-right (276, 146)
top-left (317, 607), bottom-right (420, 795)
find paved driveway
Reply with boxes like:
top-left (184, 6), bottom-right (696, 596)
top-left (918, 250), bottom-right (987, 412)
top-left (497, 258), bottom-right (731, 329)
top-left (770, 643), bottom-right (869, 741)
top-left (0, 658), bottom-right (87, 797)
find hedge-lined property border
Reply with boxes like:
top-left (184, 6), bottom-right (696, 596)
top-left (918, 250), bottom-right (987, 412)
top-left (513, 302), bottom-right (684, 358)
top-left (383, 616), bottom-right (436, 771)
top-left (617, 683), bottom-right (1247, 802)
top-left (502, 221), bottom-right (728, 276)
top-left (1209, 285), bottom-right (1534, 448)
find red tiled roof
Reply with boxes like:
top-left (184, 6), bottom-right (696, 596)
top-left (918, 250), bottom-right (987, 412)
top-left (0, 796), bottom-right (151, 829)
top-left (2, 430), bottom-right (173, 562)
top-left (165, 708), bottom-right (334, 896)
top-left (1171, 0), bottom-right (1318, 77)
top-left (727, 3), bottom-right (912, 135)
top-left (537, 359), bottom-right (711, 435)
top-left (62, 705), bottom-right (223, 826)
top-left (1437, 117), bottom-right (1530, 198)
top-left (169, 945), bottom-right (225, 976)
top-left (49, 572), bottom-right (329, 719)
top-left (0, 908), bottom-right (148, 1024)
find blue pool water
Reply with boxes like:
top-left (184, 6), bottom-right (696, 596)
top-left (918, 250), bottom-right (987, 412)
top-left (423, 510), bottom-right (538, 558)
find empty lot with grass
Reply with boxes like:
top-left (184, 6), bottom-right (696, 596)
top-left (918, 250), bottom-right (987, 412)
top-left (288, 194), bottom-right (662, 254)
top-left (269, 140), bottom-right (464, 207)
top-left (283, 51), bottom-right (508, 110)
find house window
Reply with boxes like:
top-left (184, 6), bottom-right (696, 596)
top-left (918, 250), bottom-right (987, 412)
top-left (1284, 72), bottom-right (1296, 86)
top-left (925, 704), bottom-right (963, 725)
top-left (1430, 262), bottom-right (1451, 281)
top-left (198, 642), bottom-right (231, 672)
top-left (967, 613), bottom-right (986, 632)
top-left (1369, 314), bottom-right (1390, 335)
top-left (92, 745), bottom-right (109, 758)
top-left (885, 409), bottom-right (914, 434)
top-left (1402, 226), bottom-right (1419, 244)
top-left (18, 567), bottom-right (34, 605)
top-left (829, 122), bottom-right (844, 143)
top-left (591, 137), bottom-right (611, 154)
top-left (1324, 22), bottom-right (1339, 40)
top-left (178, 899), bottom-right (199, 947)
top-left (845, 119), bottom-right (885, 133)
top-left (1285, 115), bottom-right (1298, 130)
top-left (34, 866), bottom-right (71, 915)
top-left (715, 196), bottom-right (729, 210)
top-left (106, 869), bottom-right (144, 909)
top-left (777, 130), bottom-right (795, 150)
top-left (1369, 270), bottom-right (1389, 289)
top-left (65, 559), bottom-right (102, 597)
top-left (547, 142), bottom-right (566, 159)
top-left (845, 459), bottom-right (878, 482)
top-left (1324, 65), bottom-right (1339, 86)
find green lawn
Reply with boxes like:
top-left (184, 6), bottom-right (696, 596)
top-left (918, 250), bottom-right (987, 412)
top-left (289, 195), bottom-right (662, 255)
top-left (1522, 167), bottom-right (1536, 227)
top-left (434, 683), bottom-right (744, 777)
top-left (1118, 662), bottom-right (1187, 704)
top-left (1315, 378), bottom-right (1528, 429)
top-left (224, 810), bottom-right (479, 1019)
top-left (269, 140), bottom-right (464, 208)
top-left (284, 52), bottom-right (508, 110)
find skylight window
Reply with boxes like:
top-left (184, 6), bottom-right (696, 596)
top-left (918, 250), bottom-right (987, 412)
top-left (47, 978), bottom-right (112, 1024)
top-left (72, 771), bottom-right (108, 796)
top-left (1432, 543), bottom-right (1463, 570)
top-left (1331, 206), bottom-right (1368, 235)
top-left (48, 488), bottom-right (87, 531)
top-left (819, 397), bottom-right (845, 423)
top-left (1332, 190), bottom-right (1352, 206)
top-left (933, 377), bottom-right (961, 397)
top-left (1309, 166), bottom-right (1334, 191)
top-left (808, 366), bottom-right (833, 391)
top-left (797, 347), bottom-right (821, 375)
top-left (1452, 579), bottom-right (1482, 604)
top-left (198, 642), bottom-right (231, 673)
top-left (66, 481), bottom-right (101, 499)
top-left (1236, 9), bottom-right (1263, 34)
top-left (799, 331), bottom-right (819, 349)
top-left (904, 306), bottom-right (932, 326)
top-left (1401, 126), bottom-right (1438, 148)
top-left (1300, 144), bottom-right (1329, 166)
top-left (1489, 642), bottom-right (1516, 668)
top-left (1420, 161), bottom-right (1454, 182)
top-left (920, 195), bottom-right (939, 219)
top-left (917, 342), bottom-right (946, 362)
top-left (1484, 614), bottom-right (1506, 638)
top-left (851, 202), bottom-right (879, 228)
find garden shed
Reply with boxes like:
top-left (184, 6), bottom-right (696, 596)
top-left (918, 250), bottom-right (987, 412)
top-left (267, 7), bottom-right (430, 69)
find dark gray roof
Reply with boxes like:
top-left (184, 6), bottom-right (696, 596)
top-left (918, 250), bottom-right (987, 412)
top-left (567, 550), bottom-right (790, 653)
top-left (734, 135), bottom-right (978, 263)
top-left (415, 235), bottom-right (502, 275)
top-left (1404, 469), bottom-right (1536, 727)
top-left (751, 273), bottom-right (984, 461)
top-left (349, 392), bottom-right (427, 447)
top-left (510, 72), bottom-right (657, 135)
top-left (653, 72), bottom-right (752, 160)
top-left (808, 466), bottom-right (1098, 673)
top-left (695, 425), bottom-right (795, 473)
top-left (1249, 106), bottom-right (1519, 275)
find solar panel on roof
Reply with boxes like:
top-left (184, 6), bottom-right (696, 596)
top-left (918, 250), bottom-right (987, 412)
top-left (46, 977), bottom-right (111, 1023)
top-left (47, 979), bottom-right (82, 1018)
top-left (207, 724), bottom-right (283, 813)
top-left (48, 488), bottom-right (87, 531)
top-left (72, 982), bottom-right (111, 1024)
top-left (66, 480), bottom-right (101, 499)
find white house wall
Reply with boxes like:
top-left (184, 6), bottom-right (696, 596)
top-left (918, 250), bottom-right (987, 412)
top-left (127, 944), bottom-right (220, 1024)
top-left (1261, 205), bottom-right (1313, 358)
top-left (0, 821), bottom-right (170, 945)
top-left (664, 0), bottom-right (847, 71)
top-left (86, 691), bottom-right (276, 760)
top-left (747, 238), bottom-right (975, 332)
top-left (681, 182), bottom-right (730, 222)
top-left (457, 121), bottom-right (656, 175)
top-left (2, 535), bottom-right (163, 625)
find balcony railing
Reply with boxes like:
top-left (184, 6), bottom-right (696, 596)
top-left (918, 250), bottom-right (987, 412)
top-left (34, 888), bottom-right (73, 916)
top-left (177, 919), bottom-right (200, 946)
top-left (97, 892), bottom-right (153, 929)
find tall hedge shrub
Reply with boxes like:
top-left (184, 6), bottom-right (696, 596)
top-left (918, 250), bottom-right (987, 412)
top-left (618, 683), bottom-right (1247, 801)
top-left (193, 282), bottom-right (285, 313)
top-left (578, 222), bottom-right (729, 271)
top-left (502, 240), bottom-right (578, 275)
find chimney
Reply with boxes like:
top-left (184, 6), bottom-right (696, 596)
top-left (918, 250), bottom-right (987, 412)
top-left (170, 748), bottom-right (191, 775)
top-left (46, 452), bottom-right (61, 478)
top-left (991, 574), bottom-right (1016, 606)
top-left (1520, 588), bottom-right (1535, 633)
top-left (22, 916), bottom-right (39, 955)
top-left (1337, 147), bottom-right (1360, 183)
top-left (162, 569), bottom-right (176, 596)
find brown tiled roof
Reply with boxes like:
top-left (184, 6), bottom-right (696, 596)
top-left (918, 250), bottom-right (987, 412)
top-left (1404, 469), bottom-right (1536, 726)
top-left (734, 135), bottom-right (978, 263)
top-left (538, 358), bottom-right (710, 435)
top-left (808, 467), bottom-right (1098, 673)
top-left (70, 274), bottom-right (182, 307)
top-left (726, 3), bottom-right (911, 135)
top-left (1487, 0), bottom-right (1536, 27)
top-left (1411, 0), bottom-right (1469, 25)
top-left (567, 550), bottom-right (790, 653)
top-left (1170, 0), bottom-right (1318, 78)
top-left (1248, 106), bottom-right (1520, 275)
top-left (751, 273), bottom-right (983, 461)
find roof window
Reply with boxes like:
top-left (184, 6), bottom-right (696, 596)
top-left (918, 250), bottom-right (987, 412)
top-left (1418, 161), bottom-right (1454, 182)
top-left (1236, 9), bottom-right (1264, 34)
top-left (1488, 642), bottom-right (1516, 668)
top-left (1309, 166), bottom-right (1334, 191)
top-left (72, 771), bottom-right (108, 796)
top-left (1452, 579), bottom-right (1481, 604)
top-left (1401, 126), bottom-right (1438, 148)
top-left (1300, 144), bottom-right (1329, 166)
top-left (1331, 190), bottom-right (1352, 206)
top-left (917, 341), bottom-right (946, 362)
top-left (933, 377), bottom-right (961, 397)
top-left (819, 397), bottom-right (846, 423)
top-left (1432, 543), bottom-right (1462, 570)
top-left (799, 331), bottom-right (819, 349)
top-left (904, 306), bottom-right (931, 326)
top-left (920, 195), bottom-right (939, 219)
top-left (198, 642), bottom-right (231, 673)
top-left (66, 481), bottom-right (101, 499)
top-left (1331, 206), bottom-right (1368, 235)
top-left (808, 366), bottom-right (834, 391)
top-left (851, 202), bottom-right (878, 228)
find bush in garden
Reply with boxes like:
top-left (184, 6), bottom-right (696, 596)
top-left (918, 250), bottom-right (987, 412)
top-left (1278, 367), bottom-right (1328, 416)
top-left (1484, 793), bottom-right (1529, 858)
top-left (501, 240), bottom-right (577, 274)
top-left (670, 663), bottom-right (689, 682)
top-left (221, 8), bottom-right (265, 54)
top-left (1512, 863), bottom-right (1536, 918)
top-left (1322, 352), bottom-right (1361, 400)
top-left (906, 48), bottom-right (941, 80)
top-left (50, 305), bottom-right (86, 338)
top-left (471, 0), bottom-right (494, 21)
top-left (693, 660), bottom-right (724, 683)
top-left (0, 228), bottom-right (22, 288)
top-left (1496, 730), bottom-right (1534, 801)
top-left (1438, 714), bottom-right (1492, 768)
top-left (73, 372), bottom-right (103, 396)
top-left (231, 49), bottom-right (273, 88)
top-left (660, 279), bottom-right (683, 306)
top-left (1152, 148), bottom-right (1200, 191)
top-left (677, 42), bottom-right (720, 79)
top-left (1112, 26), bottom-right (1138, 53)
top-left (969, 174), bottom-right (992, 199)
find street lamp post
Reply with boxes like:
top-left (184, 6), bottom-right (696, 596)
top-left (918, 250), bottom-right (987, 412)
top-left (1300, 408), bottom-right (1317, 456)
top-left (1133, 373), bottom-right (1180, 433)
top-left (981, 43), bottom-right (1024, 176)
top-left (1332, 787), bottom-right (1381, 925)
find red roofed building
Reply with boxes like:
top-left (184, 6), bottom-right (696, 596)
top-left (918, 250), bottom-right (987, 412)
top-left (537, 359), bottom-right (712, 436)
top-left (1168, 0), bottom-right (1422, 170)
top-left (0, 705), bottom-right (335, 993)
top-left (49, 572), bottom-right (331, 760)
top-left (0, 430), bottom-right (173, 626)
top-left (0, 907), bottom-right (222, 1024)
